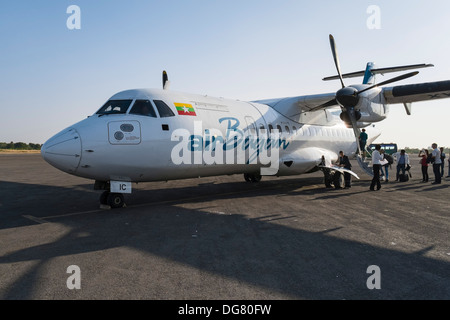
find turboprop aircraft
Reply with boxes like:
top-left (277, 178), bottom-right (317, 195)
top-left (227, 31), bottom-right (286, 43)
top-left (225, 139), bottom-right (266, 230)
top-left (41, 35), bottom-right (450, 208)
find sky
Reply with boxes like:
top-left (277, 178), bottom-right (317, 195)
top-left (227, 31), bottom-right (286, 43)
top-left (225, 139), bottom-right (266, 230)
top-left (1, 0), bottom-right (450, 149)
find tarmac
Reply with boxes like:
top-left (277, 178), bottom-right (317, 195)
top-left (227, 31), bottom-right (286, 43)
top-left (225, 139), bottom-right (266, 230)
top-left (0, 153), bottom-right (449, 300)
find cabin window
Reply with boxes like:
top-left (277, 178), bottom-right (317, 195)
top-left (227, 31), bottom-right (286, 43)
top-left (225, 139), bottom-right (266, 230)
top-left (129, 100), bottom-right (157, 117)
top-left (153, 100), bottom-right (175, 117)
top-left (285, 126), bottom-right (290, 133)
top-left (277, 125), bottom-right (282, 133)
top-left (292, 126), bottom-right (297, 134)
top-left (247, 123), bottom-right (256, 135)
top-left (259, 124), bottom-right (266, 134)
top-left (268, 124), bottom-right (274, 133)
top-left (96, 100), bottom-right (133, 115)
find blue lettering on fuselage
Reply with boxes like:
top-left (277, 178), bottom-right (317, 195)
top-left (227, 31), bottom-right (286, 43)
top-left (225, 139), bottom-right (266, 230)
top-left (187, 117), bottom-right (290, 153)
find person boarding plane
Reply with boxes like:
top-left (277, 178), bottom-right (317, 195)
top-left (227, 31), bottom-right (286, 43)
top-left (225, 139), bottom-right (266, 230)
top-left (41, 35), bottom-right (450, 208)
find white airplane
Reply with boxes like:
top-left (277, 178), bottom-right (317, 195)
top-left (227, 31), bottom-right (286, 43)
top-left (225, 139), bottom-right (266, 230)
top-left (41, 35), bottom-right (450, 208)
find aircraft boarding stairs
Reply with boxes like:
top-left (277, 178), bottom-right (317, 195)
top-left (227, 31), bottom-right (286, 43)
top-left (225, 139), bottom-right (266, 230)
top-left (357, 146), bottom-right (374, 177)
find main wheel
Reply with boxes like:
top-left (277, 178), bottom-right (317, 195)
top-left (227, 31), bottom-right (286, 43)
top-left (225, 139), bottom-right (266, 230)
top-left (324, 176), bottom-right (333, 188)
top-left (244, 173), bottom-right (261, 182)
top-left (107, 193), bottom-right (124, 208)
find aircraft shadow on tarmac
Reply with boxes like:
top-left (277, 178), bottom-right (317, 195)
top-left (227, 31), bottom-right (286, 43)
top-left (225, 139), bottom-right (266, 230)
top-left (0, 179), bottom-right (449, 299)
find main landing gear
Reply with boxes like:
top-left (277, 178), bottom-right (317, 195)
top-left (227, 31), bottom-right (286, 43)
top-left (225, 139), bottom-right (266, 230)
top-left (244, 173), bottom-right (262, 182)
top-left (323, 169), bottom-right (342, 189)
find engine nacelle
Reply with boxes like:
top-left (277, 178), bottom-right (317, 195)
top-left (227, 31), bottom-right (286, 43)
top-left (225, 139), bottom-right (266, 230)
top-left (340, 110), bottom-right (361, 124)
top-left (356, 88), bottom-right (388, 123)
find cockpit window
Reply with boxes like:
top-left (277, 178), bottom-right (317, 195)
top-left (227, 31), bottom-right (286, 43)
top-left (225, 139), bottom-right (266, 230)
top-left (129, 100), bottom-right (157, 117)
top-left (96, 100), bottom-right (133, 115)
top-left (153, 100), bottom-right (175, 117)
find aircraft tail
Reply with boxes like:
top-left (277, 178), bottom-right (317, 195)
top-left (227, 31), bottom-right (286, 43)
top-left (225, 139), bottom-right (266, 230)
top-left (323, 63), bottom-right (434, 85)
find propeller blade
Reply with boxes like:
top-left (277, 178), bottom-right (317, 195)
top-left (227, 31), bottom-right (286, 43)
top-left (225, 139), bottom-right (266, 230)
top-left (162, 70), bottom-right (170, 90)
top-left (310, 98), bottom-right (338, 111)
top-left (347, 107), bottom-right (362, 154)
top-left (329, 34), bottom-right (345, 88)
top-left (357, 71), bottom-right (419, 95)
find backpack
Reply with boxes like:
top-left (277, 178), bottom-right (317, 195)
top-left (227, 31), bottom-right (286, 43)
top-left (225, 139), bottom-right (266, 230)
top-left (399, 173), bottom-right (409, 182)
top-left (385, 154), bottom-right (393, 164)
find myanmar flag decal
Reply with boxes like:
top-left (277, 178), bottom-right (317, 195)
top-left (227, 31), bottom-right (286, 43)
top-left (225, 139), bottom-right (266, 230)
top-left (174, 102), bottom-right (196, 116)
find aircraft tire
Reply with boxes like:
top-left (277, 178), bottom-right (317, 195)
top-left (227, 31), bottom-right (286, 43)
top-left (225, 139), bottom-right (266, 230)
top-left (100, 191), bottom-right (109, 205)
top-left (107, 193), bottom-right (124, 208)
top-left (251, 174), bottom-right (262, 182)
top-left (324, 176), bottom-right (333, 188)
top-left (244, 173), bottom-right (261, 182)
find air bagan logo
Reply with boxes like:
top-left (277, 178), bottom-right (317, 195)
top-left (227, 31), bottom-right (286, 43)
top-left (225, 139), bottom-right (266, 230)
top-left (174, 103), bottom-right (196, 116)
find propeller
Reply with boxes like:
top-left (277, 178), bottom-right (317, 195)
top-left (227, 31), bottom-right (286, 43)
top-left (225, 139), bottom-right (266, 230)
top-left (329, 35), bottom-right (345, 89)
top-left (162, 70), bottom-right (170, 90)
top-left (326, 34), bottom-right (419, 154)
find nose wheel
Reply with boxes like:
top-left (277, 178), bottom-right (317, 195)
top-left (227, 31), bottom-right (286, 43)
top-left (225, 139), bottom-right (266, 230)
top-left (100, 191), bottom-right (125, 209)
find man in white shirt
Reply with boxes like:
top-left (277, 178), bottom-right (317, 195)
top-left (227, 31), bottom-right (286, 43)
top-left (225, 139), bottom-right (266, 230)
top-left (431, 143), bottom-right (442, 184)
top-left (370, 144), bottom-right (385, 191)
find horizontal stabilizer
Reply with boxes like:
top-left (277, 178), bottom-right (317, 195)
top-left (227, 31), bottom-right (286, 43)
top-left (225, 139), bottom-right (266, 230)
top-left (323, 63), bottom-right (433, 81)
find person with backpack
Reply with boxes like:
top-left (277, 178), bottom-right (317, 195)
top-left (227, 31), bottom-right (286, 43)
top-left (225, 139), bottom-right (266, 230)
top-left (418, 149), bottom-right (429, 182)
top-left (394, 149), bottom-right (410, 182)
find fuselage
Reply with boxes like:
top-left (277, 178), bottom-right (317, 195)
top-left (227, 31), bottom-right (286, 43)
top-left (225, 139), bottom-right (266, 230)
top-left (41, 88), bottom-right (377, 183)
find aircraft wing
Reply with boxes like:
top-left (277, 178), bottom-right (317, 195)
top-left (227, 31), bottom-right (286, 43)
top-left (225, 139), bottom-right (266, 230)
top-left (383, 80), bottom-right (450, 104)
top-left (254, 79), bottom-right (450, 117)
top-left (254, 92), bottom-right (338, 117)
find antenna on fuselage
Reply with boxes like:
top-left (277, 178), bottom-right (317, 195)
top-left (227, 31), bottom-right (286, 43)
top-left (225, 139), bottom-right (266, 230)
top-left (162, 70), bottom-right (170, 90)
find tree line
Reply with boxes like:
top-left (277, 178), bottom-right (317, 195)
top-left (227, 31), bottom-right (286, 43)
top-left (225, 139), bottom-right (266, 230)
top-left (0, 142), bottom-right (42, 150)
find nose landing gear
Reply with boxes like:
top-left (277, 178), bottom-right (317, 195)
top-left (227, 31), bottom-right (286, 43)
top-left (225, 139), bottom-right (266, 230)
top-left (96, 180), bottom-right (127, 209)
top-left (100, 191), bottom-right (125, 209)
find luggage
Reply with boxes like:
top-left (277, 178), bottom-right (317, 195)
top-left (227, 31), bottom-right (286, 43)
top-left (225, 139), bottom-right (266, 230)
top-left (399, 173), bottom-right (409, 182)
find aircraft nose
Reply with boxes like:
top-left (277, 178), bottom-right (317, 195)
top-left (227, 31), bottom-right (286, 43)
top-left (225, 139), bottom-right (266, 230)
top-left (41, 128), bottom-right (82, 174)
